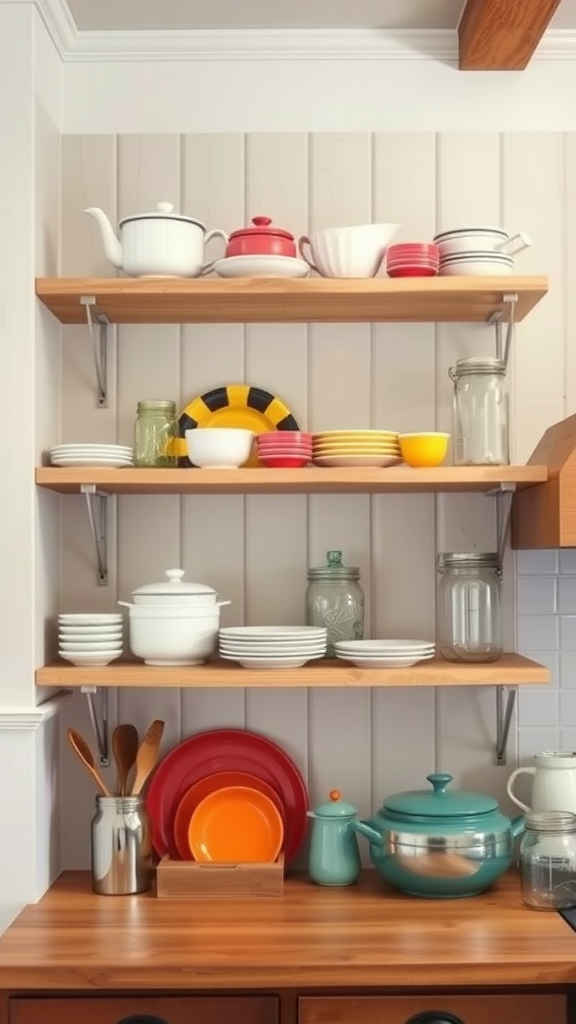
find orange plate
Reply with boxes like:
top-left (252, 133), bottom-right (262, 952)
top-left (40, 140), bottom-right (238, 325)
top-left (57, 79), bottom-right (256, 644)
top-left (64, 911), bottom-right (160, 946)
top-left (173, 770), bottom-right (286, 860)
top-left (188, 785), bottom-right (284, 863)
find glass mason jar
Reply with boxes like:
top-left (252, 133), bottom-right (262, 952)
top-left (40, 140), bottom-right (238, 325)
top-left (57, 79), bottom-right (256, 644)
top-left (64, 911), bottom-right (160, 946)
top-left (436, 552), bottom-right (502, 663)
top-left (134, 399), bottom-right (178, 467)
top-left (306, 550), bottom-right (365, 657)
top-left (449, 356), bottom-right (510, 466)
top-left (91, 795), bottom-right (153, 895)
top-left (520, 811), bottom-right (576, 910)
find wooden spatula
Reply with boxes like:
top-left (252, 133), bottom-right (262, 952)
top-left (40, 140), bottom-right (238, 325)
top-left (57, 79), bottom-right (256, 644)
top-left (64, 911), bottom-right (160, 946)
top-left (67, 727), bottom-right (111, 796)
top-left (111, 723), bottom-right (139, 797)
top-left (130, 719), bottom-right (165, 796)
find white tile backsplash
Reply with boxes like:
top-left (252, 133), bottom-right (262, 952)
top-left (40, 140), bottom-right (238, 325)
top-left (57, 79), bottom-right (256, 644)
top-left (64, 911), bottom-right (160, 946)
top-left (561, 616), bottom-right (576, 650)
top-left (560, 550), bottom-right (576, 573)
top-left (517, 575), bottom-right (557, 614)
top-left (560, 652), bottom-right (576, 688)
top-left (516, 550), bottom-right (560, 575)
top-left (560, 690), bottom-right (576, 726)
top-left (518, 687), bottom-right (559, 728)
top-left (559, 576), bottom-right (576, 613)
top-left (517, 614), bottom-right (560, 651)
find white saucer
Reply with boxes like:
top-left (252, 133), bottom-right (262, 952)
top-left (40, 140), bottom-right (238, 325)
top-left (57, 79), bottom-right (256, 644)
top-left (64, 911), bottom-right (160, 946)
top-left (213, 255), bottom-right (310, 279)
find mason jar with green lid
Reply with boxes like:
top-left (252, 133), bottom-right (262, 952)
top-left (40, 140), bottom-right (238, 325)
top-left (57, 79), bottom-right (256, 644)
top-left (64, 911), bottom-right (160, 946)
top-left (134, 400), bottom-right (178, 467)
top-left (306, 550), bottom-right (364, 657)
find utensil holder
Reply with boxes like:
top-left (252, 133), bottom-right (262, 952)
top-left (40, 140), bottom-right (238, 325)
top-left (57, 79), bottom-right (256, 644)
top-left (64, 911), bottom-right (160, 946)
top-left (91, 795), bottom-right (153, 895)
top-left (156, 852), bottom-right (285, 898)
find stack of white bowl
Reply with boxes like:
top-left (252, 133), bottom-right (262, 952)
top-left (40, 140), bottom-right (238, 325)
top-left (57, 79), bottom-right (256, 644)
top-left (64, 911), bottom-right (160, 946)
top-left (50, 444), bottom-right (134, 467)
top-left (219, 626), bottom-right (327, 669)
top-left (58, 613), bottom-right (124, 667)
top-left (334, 639), bottom-right (435, 669)
top-left (434, 227), bottom-right (531, 277)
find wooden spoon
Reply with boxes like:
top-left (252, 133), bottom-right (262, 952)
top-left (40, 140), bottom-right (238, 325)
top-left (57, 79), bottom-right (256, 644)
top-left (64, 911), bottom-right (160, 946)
top-left (131, 719), bottom-right (165, 796)
top-left (111, 723), bottom-right (139, 797)
top-left (67, 727), bottom-right (111, 796)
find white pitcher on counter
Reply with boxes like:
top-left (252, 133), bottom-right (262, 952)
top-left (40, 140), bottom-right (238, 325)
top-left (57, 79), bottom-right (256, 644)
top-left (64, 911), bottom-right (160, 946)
top-left (507, 751), bottom-right (576, 814)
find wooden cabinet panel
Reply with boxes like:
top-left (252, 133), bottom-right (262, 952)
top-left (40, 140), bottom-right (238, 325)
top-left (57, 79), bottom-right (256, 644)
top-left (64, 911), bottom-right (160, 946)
top-left (299, 994), bottom-right (566, 1024)
top-left (10, 995), bottom-right (278, 1024)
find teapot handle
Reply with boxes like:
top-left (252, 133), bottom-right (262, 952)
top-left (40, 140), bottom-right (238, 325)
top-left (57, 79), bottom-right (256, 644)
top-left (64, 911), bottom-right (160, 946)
top-left (200, 229), bottom-right (229, 275)
top-left (506, 766), bottom-right (535, 814)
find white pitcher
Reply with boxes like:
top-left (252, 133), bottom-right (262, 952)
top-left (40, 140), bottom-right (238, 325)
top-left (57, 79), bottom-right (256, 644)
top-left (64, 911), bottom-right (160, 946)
top-left (507, 751), bottom-right (576, 814)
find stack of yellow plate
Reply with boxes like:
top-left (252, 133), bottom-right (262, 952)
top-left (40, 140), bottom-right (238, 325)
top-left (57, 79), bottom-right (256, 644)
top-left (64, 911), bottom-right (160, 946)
top-left (312, 430), bottom-right (402, 468)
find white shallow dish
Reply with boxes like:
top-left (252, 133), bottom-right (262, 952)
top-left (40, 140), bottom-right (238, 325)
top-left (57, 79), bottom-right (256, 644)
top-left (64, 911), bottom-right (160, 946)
top-left (219, 626), bottom-right (326, 641)
top-left (51, 457), bottom-right (134, 467)
top-left (213, 255), bottom-right (310, 279)
top-left (50, 444), bottom-right (133, 452)
top-left (59, 614), bottom-right (123, 625)
top-left (335, 653), bottom-right (435, 668)
top-left (335, 639), bottom-right (435, 651)
top-left (58, 627), bottom-right (124, 638)
top-left (59, 650), bottom-right (123, 667)
top-left (220, 653), bottom-right (324, 669)
top-left (219, 644), bottom-right (327, 656)
top-left (314, 454), bottom-right (403, 468)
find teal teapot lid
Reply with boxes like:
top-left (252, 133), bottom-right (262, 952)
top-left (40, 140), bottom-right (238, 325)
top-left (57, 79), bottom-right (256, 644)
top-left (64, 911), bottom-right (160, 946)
top-left (311, 790), bottom-right (358, 818)
top-left (383, 773), bottom-right (498, 820)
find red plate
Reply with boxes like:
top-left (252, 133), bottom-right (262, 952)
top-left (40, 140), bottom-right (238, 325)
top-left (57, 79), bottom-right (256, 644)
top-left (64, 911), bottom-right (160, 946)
top-left (173, 770), bottom-right (286, 860)
top-left (387, 266), bottom-right (439, 278)
top-left (147, 727), bottom-right (309, 863)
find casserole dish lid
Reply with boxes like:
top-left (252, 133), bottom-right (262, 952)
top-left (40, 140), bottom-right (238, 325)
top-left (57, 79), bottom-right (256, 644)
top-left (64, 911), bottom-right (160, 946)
top-left (228, 216), bottom-right (295, 243)
top-left (382, 773), bottom-right (498, 820)
top-left (132, 568), bottom-right (216, 597)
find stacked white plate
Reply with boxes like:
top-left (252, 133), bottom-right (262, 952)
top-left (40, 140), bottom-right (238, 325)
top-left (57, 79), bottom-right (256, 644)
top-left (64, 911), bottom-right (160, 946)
top-left (219, 626), bottom-right (327, 669)
top-left (334, 639), bottom-right (435, 669)
top-left (50, 444), bottom-right (134, 467)
top-left (58, 613), bottom-right (124, 666)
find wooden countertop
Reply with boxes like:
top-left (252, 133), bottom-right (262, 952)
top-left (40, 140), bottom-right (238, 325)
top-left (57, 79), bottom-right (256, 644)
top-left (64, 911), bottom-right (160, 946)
top-left (1, 870), bottom-right (576, 991)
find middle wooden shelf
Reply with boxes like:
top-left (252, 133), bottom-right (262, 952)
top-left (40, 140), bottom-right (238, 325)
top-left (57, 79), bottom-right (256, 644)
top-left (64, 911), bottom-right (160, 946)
top-left (35, 654), bottom-right (549, 689)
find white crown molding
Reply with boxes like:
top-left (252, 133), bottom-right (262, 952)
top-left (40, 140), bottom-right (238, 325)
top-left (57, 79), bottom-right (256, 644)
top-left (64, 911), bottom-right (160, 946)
top-left (0, 690), bottom-right (71, 731)
top-left (20, 0), bottom-right (576, 62)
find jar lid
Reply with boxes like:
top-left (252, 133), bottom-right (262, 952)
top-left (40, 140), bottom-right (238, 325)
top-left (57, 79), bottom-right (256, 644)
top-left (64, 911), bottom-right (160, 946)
top-left (131, 568), bottom-right (216, 597)
top-left (525, 810), bottom-right (576, 833)
top-left (308, 550), bottom-right (360, 580)
top-left (382, 773), bottom-right (498, 820)
top-left (312, 790), bottom-right (358, 817)
top-left (137, 399), bottom-right (177, 412)
top-left (228, 216), bottom-right (295, 242)
top-left (450, 356), bottom-right (506, 377)
top-left (438, 552), bottom-right (499, 570)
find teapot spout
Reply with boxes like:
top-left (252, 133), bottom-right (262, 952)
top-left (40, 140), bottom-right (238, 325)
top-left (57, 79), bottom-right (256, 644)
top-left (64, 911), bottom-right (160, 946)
top-left (85, 207), bottom-right (123, 269)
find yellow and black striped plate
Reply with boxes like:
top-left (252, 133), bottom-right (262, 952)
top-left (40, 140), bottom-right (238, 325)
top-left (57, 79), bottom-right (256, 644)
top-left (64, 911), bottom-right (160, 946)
top-left (177, 384), bottom-right (300, 467)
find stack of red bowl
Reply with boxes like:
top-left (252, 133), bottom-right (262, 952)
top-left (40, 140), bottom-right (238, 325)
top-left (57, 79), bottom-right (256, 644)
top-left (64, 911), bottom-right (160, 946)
top-left (256, 431), bottom-right (313, 468)
top-left (386, 243), bottom-right (440, 278)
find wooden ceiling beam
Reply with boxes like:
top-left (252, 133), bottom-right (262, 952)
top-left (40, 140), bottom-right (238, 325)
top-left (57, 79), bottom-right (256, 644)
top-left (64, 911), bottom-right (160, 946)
top-left (458, 0), bottom-right (562, 70)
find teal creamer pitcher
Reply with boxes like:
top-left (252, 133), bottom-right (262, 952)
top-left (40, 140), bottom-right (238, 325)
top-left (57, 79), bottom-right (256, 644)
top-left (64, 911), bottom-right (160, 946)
top-left (307, 790), bottom-right (361, 886)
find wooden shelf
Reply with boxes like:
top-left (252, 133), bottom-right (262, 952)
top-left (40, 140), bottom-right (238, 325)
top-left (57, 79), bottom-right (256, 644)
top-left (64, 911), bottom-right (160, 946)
top-left (35, 275), bottom-right (548, 325)
top-left (35, 465), bottom-right (548, 495)
top-left (35, 654), bottom-right (549, 688)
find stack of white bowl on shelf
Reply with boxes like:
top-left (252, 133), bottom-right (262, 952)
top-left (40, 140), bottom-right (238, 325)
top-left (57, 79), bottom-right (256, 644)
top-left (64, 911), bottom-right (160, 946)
top-left (433, 226), bottom-right (531, 277)
top-left (333, 639), bottom-right (436, 669)
top-left (218, 626), bottom-right (327, 669)
top-left (50, 443), bottom-right (134, 467)
top-left (58, 613), bottom-right (124, 667)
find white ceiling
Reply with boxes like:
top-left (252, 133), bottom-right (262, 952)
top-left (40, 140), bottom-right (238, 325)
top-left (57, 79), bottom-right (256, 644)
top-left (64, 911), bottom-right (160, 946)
top-left (63, 0), bottom-right (576, 34)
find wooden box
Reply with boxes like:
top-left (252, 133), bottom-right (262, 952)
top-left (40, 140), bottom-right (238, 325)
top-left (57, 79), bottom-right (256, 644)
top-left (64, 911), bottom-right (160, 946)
top-left (156, 852), bottom-right (285, 898)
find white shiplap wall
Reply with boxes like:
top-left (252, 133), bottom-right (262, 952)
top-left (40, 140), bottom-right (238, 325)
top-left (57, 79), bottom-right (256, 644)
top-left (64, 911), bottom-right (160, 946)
top-left (57, 130), bottom-right (568, 868)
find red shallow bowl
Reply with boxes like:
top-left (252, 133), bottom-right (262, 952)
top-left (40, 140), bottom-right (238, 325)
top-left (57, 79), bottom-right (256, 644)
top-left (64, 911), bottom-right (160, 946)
top-left (259, 456), bottom-right (312, 468)
top-left (258, 448), bottom-right (313, 457)
top-left (387, 266), bottom-right (439, 278)
top-left (388, 242), bottom-right (440, 256)
top-left (257, 431), bottom-right (312, 442)
top-left (257, 441), bottom-right (313, 450)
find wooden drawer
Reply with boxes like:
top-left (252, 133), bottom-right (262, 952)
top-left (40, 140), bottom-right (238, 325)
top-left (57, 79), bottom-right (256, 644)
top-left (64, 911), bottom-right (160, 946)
top-left (299, 994), bottom-right (567, 1024)
top-left (10, 995), bottom-right (278, 1024)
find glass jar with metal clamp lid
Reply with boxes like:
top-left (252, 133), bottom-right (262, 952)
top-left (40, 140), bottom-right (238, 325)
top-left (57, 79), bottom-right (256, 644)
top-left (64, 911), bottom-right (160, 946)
top-left (449, 356), bottom-right (510, 466)
top-left (519, 811), bottom-right (576, 910)
top-left (134, 399), bottom-right (178, 467)
top-left (436, 552), bottom-right (502, 663)
top-left (306, 550), bottom-right (365, 657)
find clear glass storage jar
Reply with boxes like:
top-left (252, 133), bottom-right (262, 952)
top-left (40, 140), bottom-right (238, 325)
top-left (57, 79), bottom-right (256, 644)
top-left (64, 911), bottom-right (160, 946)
top-left (520, 811), bottom-right (576, 910)
top-left (134, 399), bottom-right (178, 467)
top-left (449, 356), bottom-right (510, 466)
top-left (436, 552), bottom-right (503, 663)
top-left (306, 550), bottom-right (364, 657)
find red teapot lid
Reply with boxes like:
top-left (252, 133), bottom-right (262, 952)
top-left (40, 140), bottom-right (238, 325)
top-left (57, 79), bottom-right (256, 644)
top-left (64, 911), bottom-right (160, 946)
top-left (228, 216), bottom-right (295, 242)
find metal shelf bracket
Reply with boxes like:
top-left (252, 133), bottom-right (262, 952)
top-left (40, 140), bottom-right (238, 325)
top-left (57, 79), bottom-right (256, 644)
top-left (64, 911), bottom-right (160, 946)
top-left (81, 686), bottom-right (109, 767)
top-left (495, 685), bottom-right (517, 766)
top-left (80, 295), bottom-right (109, 408)
top-left (80, 483), bottom-right (109, 586)
top-left (488, 293), bottom-right (518, 372)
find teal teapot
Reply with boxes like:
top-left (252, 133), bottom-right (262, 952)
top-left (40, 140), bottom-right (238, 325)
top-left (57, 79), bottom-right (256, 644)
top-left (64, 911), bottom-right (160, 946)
top-left (307, 790), bottom-right (361, 886)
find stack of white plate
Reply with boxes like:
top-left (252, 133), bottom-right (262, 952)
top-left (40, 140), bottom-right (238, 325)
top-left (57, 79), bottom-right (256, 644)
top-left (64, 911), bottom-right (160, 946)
top-left (219, 626), bottom-right (327, 669)
top-left (58, 613), bottom-right (124, 667)
top-left (334, 639), bottom-right (435, 669)
top-left (50, 444), bottom-right (134, 467)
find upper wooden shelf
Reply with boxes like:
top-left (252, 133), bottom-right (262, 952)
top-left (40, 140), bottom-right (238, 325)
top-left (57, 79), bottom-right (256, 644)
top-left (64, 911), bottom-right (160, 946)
top-left (35, 275), bottom-right (548, 325)
top-left (35, 465), bottom-right (548, 495)
top-left (35, 654), bottom-right (549, 689)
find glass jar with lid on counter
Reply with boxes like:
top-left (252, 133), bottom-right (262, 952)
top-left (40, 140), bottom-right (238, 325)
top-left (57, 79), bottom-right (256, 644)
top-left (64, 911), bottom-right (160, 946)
top-left (520, 811), bottom-right (576, 910)
top-left (134, 399), bottom-right (178, 467)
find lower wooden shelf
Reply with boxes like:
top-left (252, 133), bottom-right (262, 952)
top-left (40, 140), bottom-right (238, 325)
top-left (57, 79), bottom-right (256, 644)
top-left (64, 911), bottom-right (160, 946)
top-left (35, 654), bottom-right (549, 688)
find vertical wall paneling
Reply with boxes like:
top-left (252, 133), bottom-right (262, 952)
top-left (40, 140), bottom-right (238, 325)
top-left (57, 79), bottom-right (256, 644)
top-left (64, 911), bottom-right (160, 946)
top-left (435, 133), bottom-right (507, 797)
top-left (566, 134), bottom-right (576, 417)
top-left (371, 133), bottom-right (437, 802)
top-left (306, 133), bottom-right (373, 819)
top-left (180, 134), bottom-right (247, 732)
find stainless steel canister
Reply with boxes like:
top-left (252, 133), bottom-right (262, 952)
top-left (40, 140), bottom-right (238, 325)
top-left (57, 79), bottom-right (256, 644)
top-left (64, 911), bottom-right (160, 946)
top-left (91, 795), bottom-right (152, 895)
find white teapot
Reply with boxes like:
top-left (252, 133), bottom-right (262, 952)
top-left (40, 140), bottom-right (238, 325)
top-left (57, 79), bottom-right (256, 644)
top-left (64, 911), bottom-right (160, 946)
top-left (507, 751), bottom-right (576, 814)
top-left (85, 202), bottom-right (227, 278)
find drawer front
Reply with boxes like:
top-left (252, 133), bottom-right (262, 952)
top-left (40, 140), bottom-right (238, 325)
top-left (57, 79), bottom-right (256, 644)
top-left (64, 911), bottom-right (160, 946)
top-left (299, 994), bottom-right (566, 1024)
top-left (10, 995), bottom-right (278, 1024)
